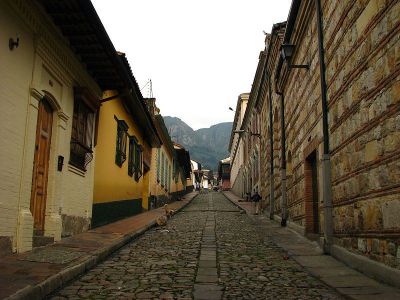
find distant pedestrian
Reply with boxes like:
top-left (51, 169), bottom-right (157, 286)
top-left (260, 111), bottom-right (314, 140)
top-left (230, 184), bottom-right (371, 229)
top-left (246, 192), bottom-right (251, 202)
top-left (251, 189), bottom-right (261, 215)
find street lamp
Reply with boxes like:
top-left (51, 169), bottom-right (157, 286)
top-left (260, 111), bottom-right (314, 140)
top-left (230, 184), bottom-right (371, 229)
top-left (281, 43), bottom-right (309, 70)
top-left (233, 130), bottom-right (260, 138)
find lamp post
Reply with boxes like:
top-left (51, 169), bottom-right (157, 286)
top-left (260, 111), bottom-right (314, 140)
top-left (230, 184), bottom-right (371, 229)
top-left (280, 43), bottom-right (309, 70)
top-left (233, 130), bottom-right (261, 138)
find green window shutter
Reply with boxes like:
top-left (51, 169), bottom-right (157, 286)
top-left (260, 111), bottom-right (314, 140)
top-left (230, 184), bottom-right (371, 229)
top-left (128, 137), bottom-right (134, 176)
top-left (157, 148), bottom-right (160, 182)
top-left (167, 163), bottom-right (169, 191)
top-left (134, 142), bottom-right (142, 182)
top-left (161, 152), bottom-right (164, 187)
top-left (163, 155), bottom-right (167, 188)
top-left (115, 120), bottom-right (128, 167)
top-left (168, 164), bottom-right (171, 191)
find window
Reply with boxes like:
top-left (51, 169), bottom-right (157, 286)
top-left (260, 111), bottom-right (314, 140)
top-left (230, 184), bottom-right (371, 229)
top-left (163, 156), bottom-right (168, 190)
top-left (161, 152), bottom-right (165, 187)
top-left (134, 142), bottom-right (143, 181)
top-left (70, 95), bottom-right (95, 170)
top-left (157, 148), bottom-right (161, 182)
top-left (173, 159), bottom-right (179, 183)
top-left (128, 136), bottom-right (142, 181)
top-left (115, 118), bottom-right (128, 167)
top-left (168, 164), bottom-right (171, 191)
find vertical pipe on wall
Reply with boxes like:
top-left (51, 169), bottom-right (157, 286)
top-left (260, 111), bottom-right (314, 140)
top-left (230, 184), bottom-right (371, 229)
top-left (277, 91), bottom-right (287, 227)
top-left (315, 0), bottom-right (333, 253)
top-left (268, 75), bottom-right (275, 220)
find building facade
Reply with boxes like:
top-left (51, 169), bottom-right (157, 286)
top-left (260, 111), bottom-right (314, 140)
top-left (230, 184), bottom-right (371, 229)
top-left (229, 94), bottom-right (249, 198)
top-left (218, 158), bottom-right (231, 190)
top-left (92, 53), bottom-right (161, 227)
top-left (0, 0), bottom-right (123, 254)
top-left (229, 51), bottom-right (265, 201)
top-left (145, 99), bottom-right (191, 208)
top-left (255, 0), bottom-right (400, 286)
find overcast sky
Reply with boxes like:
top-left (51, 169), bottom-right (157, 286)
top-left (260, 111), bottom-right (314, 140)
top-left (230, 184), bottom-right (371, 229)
top-left (92, 0), bottom-right (292, 130)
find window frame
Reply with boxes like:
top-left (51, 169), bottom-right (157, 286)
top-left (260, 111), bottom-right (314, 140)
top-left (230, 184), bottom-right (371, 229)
top-left (115, 117), bottom-right (129, 167)
top-left (128, 135), bottom-right (143, 181)
top-left (156, 148), bottom-right (161, 182)
top-left (69, 92), bottom-right (95, 171)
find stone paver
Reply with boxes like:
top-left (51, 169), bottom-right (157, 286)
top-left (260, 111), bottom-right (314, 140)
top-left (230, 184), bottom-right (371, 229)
top-left (50, 192), bottom-right (342, 299)
top-left (224, 190), bottom-right (400, 300)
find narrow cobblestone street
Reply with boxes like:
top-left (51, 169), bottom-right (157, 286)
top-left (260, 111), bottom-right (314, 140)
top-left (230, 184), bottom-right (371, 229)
top-left (50, 192), bottom-right (342, 300)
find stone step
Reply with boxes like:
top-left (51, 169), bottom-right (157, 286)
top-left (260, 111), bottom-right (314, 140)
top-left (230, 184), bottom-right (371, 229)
top-left (32, 235), bottom-right (54, 248)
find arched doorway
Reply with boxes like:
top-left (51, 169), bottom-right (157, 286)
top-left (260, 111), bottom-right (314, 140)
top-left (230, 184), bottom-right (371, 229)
top-left (30, 98), bottom-right (53, 235)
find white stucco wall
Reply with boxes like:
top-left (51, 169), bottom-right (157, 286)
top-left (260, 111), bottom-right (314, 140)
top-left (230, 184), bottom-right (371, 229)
top-left (0, 1), bottom-right (101, 253)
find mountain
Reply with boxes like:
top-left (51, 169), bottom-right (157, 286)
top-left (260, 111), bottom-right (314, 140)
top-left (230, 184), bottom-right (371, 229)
top-left (163, 116), bottom-right (232, 171)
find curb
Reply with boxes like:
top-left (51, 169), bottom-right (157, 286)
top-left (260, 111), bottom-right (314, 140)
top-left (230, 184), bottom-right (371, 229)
top-left (221, 192), bottom-right (248, 213)
top-left (5, 193), bottom-right (198, 300)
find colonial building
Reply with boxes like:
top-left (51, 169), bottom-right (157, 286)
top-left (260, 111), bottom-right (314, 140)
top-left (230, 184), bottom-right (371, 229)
top-left (255, 0), bottom-right (400, 287)
top-left (0, 0), bottom-right (126, 254)
top-left (191, 160), bottom-right (202, 190)
top-left (229, 50), bottom-right (265, 201)
top-left (173, 143), bottom-right (194, 195)
top-left (145, 98), bottom-right (191, 208)
top-left (218, 157), bottom-right (231, 190)
top-left (229, 93), bottom-right (249, 198)
top-left (92, 53), bottom-right (161, 227)
top-left (257, 22), bottom-right (287, 222)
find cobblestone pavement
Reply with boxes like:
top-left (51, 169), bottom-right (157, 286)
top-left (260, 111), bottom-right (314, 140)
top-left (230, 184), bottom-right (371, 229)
top-left (50, 192), bottom-right (342, 299)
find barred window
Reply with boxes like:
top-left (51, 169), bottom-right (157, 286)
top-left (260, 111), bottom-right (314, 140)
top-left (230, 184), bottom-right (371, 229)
top-left (168, 164), bottom-right (171, 191)
top-left (173, 159), bottom-right (179, 183)
top-left (128, 136), bottom-right (143, 181)
top-left (70, 91), bottom-right (95, 171)
top-left (157, 148), bottom-right (161, 182)
top-left (161, 152), bottom-right (165, 187)
top-left (115, 118), bottom-right (128, 167)
top-left (164, 156), bottom-right (168, 190)
top-left (134, 142), bottom-right (143, 181)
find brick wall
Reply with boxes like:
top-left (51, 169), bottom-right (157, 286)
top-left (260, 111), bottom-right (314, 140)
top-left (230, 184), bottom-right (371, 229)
top-left (258, 0), bottom-right (400, 270)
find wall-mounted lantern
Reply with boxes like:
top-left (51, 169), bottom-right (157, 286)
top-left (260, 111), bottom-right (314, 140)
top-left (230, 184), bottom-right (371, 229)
top-left (57, 155), bottom-right (64, 172)
top-left (9, 37), bottom-right (19, 50)
top-left (281, 43), bottom-right (309, 70)
top-left (233, 130), bottom-right (261, 138)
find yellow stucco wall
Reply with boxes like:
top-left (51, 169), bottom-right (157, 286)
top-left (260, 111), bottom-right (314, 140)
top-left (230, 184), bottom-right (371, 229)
top-left (149, 145), bottom-right (174, 197)
top-left (93, 91), bottom-right (147, 205)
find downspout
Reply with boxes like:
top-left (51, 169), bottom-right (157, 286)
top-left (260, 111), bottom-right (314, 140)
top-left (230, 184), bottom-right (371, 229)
top-left (315, 0), bottom-right (333, 253)
top-left (276, 91), bottom-right (287, 227)
top-left (268, 74), bottom-right (275, 220)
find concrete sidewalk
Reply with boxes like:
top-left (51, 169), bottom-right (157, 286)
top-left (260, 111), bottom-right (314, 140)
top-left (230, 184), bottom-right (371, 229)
top-left (223, 190), bottom-right (400, 300)
top-left (1, 192), bottom-right (198, 300)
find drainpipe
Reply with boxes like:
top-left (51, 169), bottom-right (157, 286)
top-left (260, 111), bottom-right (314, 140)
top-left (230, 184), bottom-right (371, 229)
top-left (276, 91), bottom-right (287, 227)
top-left (268, 75), bottom-right (275, 220)
top-left (315, 0), bottom-right (333, 253)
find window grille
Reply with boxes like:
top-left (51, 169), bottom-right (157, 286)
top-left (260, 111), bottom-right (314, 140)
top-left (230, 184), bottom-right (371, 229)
top-left (70, 95), bottom-right (94, 170)
top-left (115, 119), bottom-right (128, 167)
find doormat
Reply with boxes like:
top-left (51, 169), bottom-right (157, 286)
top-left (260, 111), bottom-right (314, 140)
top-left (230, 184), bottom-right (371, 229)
top-left (20, 248), bottom-right (86, 264)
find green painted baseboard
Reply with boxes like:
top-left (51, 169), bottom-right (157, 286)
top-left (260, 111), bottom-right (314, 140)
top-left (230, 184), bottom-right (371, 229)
top-left (92, 198), bottom-right (143, 228)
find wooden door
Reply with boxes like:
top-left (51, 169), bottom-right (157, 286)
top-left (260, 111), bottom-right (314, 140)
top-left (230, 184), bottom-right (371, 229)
top-left (305, 151), bottom-right (319, 234)
top-left (31, 99), bottom-right (53, 235)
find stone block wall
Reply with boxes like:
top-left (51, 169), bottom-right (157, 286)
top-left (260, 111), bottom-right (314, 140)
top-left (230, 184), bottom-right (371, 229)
top-left (258, 0), bottom-right (400, 270)
top-left (325, 0), bottom-right (400, 269)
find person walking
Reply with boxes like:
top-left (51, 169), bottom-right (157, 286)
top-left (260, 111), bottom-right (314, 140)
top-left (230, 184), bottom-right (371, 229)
top-left (252, 188), bottom-right (261, 215)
